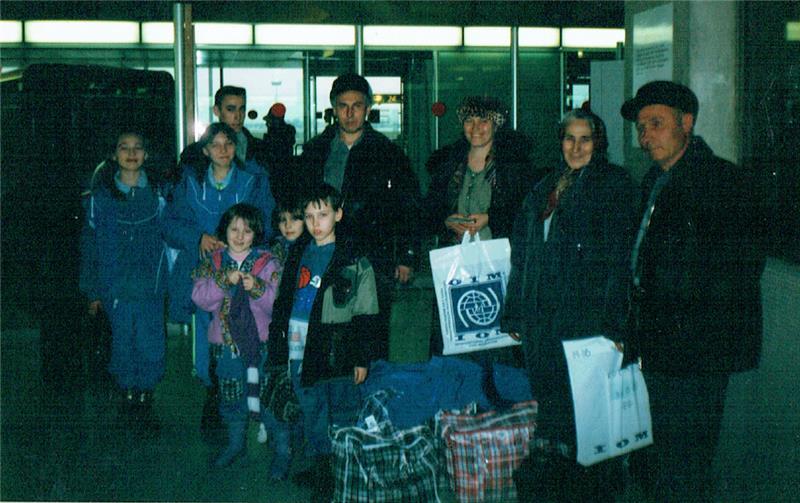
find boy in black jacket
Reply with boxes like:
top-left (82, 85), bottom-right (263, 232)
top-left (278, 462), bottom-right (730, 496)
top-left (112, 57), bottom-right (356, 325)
top-left (266, 184), bottom-right (379, 496)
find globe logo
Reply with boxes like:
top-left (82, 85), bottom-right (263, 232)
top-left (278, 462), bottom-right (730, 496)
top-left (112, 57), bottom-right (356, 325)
top-left (456, 288), bottom-right (500, 327)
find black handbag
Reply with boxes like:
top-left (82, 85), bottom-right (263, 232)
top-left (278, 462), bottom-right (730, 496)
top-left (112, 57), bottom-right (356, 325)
top-left (261, 365), bottom-right (300, 423)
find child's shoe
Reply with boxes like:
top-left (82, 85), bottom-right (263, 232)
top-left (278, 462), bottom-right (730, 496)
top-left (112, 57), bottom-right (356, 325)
top-left (268, 425), bottom-right (292, 480)
top-left (213, 420), bottom-right (247, 468)
top-left (269, 453), bottom-right (291, 481)
top-left (116, 388), bottom-right (137, 423)
top-left (136, 390), bottom-right (161, 437)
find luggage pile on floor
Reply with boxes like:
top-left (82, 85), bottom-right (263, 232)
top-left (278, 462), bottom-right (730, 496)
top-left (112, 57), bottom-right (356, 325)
top-left (435, 400), bottom-right (537, 502)
top-left (330, 390), bottom-right (441, 502)
top-left (329, 357), bottom-right (537, 502)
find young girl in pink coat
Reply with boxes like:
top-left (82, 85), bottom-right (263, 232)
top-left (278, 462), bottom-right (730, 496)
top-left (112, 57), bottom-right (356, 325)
top-left (192, 203), bottom-right (280, 467)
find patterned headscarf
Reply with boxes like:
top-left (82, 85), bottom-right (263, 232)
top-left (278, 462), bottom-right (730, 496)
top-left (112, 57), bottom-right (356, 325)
top-left (456, 96), bottom-right (508, 127)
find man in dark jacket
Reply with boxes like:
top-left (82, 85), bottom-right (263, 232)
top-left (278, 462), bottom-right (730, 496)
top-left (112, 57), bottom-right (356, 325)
top-left (622, 81), bottom-right (766, 502)
top-left (295, 73), bottom-right (421, 360)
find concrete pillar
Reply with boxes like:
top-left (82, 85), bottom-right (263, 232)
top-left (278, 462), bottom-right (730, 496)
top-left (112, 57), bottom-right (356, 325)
top-left (686, 1), bottom-right (739, 164)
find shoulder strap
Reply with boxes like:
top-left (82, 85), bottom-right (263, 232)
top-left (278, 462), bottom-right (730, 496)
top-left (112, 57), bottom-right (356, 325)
top-left (250, 251), bottom-right (273, 276)
top-left (212, 250), bottom-right (223, 271)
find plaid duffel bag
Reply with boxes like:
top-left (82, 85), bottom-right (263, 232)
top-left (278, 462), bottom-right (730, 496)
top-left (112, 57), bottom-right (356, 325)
top-left (330, 391), bottom-right (442, 502)
top-left (331, 424), bottom-right (441, 502)
top-left (435, 400), bottom-right (538, 502)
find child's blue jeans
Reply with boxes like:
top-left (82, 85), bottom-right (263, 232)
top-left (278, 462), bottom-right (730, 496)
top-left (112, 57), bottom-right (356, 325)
top-left (213, 343), bottom-right (268, 425)
top-left (289, 360), bottom-right (362, 457)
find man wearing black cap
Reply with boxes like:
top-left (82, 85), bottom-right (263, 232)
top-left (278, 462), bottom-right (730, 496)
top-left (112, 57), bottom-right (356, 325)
top-left (292, 73), bottom-right (421, 496)
top-left (622, 81), bottom-right (765, 501)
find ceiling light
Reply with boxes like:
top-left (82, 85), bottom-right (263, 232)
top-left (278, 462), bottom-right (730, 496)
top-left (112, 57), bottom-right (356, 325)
top-left (25, 20), bottom-right (139, 44)
top-left (562, 28), bottom-right (624, 49)
top-left (464, 27), bottom-right (510, 47)
top-left (254, 24), bottom-right (354, 46)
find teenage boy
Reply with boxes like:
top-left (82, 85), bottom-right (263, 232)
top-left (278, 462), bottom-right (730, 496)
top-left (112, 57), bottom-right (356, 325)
top-left (180, 86), bottom-right (270, 178)
top-left (266, 183), bottom-right (379, 500)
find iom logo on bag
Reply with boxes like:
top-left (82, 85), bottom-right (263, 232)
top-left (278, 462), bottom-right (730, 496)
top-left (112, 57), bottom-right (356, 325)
top-left (449, 273), bottom-right (505, 336)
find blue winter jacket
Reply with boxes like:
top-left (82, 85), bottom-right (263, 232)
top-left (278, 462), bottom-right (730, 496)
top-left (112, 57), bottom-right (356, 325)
top-left (164, 158), bottom-right (274, 322)
top-left (80, 163), bottom-right (168, 306)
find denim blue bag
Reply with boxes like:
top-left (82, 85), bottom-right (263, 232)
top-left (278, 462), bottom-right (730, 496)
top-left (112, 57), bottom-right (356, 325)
top-left (362, 356), bottom-right (493, 429)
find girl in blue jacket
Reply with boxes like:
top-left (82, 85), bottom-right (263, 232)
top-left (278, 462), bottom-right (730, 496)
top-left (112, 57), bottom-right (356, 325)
top-left (163, 122), bottom-right (273, 440)
top-left (80, 132), bottom-right (168, 433)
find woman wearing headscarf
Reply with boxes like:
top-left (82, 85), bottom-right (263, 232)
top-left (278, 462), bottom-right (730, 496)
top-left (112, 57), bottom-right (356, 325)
top-left (424, 96), bottom-right (540, 397)
top-left (424, 96), bottom-right (539, 245)
top-left (501, 110), bottom-right (638, 501)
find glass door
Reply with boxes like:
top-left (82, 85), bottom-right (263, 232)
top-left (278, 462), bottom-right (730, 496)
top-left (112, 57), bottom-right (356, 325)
top-left (195, 50), bottom-right (304, 142)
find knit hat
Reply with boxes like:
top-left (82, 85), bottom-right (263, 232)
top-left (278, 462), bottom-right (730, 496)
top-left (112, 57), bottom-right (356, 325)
top-left (621, 81), bottom-right (699, 121)
top-left (456, 96), bottom-right (508, 127)
top-left (329, 73), bottom-right (373, 105)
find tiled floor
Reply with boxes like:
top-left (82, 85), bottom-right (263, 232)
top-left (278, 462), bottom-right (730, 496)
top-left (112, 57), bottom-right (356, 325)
top-left (2, 327), bottom-right (317, 502)
top-left (0, 283), bottom-right (441, 503)
top-left (3, 270), bottom-right (797, 501)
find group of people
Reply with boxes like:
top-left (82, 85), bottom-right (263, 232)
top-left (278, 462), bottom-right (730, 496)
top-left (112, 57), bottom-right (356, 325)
top-left (80, 74), bottom-right (419, 500)
top-left (502, 81), bottom-right (764, 502)
top-left (80, 73), bottom-right (764, 502)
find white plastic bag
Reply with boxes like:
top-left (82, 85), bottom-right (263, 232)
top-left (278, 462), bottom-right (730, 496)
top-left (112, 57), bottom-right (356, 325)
top-left (429, 233), bottom-right (519, 355)
top-left (562, 336), bottom-right (653, 466)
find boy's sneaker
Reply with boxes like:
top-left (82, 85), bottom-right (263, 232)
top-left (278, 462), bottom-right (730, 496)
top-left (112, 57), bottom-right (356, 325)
top-left (257, 423), bottom-right (268, 444)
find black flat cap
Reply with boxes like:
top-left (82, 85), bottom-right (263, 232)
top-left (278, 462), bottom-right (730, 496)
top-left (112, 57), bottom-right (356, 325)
top-left (621, 80), bottom-right (699, 121)
top-left (329, 73), bottom-right (372, 104)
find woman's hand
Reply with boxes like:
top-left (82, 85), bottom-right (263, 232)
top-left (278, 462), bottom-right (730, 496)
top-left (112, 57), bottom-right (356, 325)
top-left (445, 213), bottom-right (473, 240)
top-left (199, 233), bottom-right (225, 258)
top-left (88, 300), bottom-right (102, 316)
top-left (465, 213), bottom-right (489, 236)
top-left (353, 366), bottom-right (368, 385)
top-left (226, 270), bottom-right (243, 285)
top-left (241, 272), bottom-right (255, 291)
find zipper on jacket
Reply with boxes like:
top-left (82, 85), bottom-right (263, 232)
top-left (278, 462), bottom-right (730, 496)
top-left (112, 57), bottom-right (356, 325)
top-left (154, 246), bottom-right (165, 295)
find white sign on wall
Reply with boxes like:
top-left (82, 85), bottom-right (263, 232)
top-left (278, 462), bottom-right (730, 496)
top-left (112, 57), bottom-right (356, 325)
top-left (631, 2), bottom-right (674, 146)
